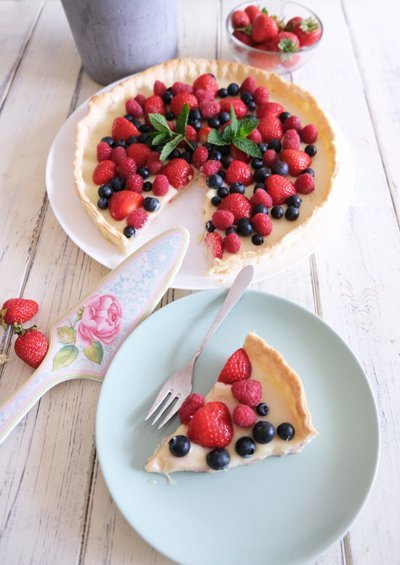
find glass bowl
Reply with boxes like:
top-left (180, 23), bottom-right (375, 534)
top-left (226, 1), bottom-right (323, 74)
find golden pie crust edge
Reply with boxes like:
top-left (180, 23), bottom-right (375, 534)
top-left (74, 57), bottom-right (338, 258)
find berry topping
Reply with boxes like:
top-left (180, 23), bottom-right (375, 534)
top-left (109, 191), bottom-right (143, 221)
top-left (271, 205), bottom-right (284, 219)
top-left (237, 218), bottom-right (253, 236)
top-left (218, 348), bottom-right (251, 384)
top-left (205, 231), bottom-right (223, 259)
top-left (178, 393), bottom-right (206, 424)
top-left (111, 116), bottom-right (140, 141)
top-left (223, 232), bottom-right (241, 254)
top-left (233, 405), bottom-right (257, 428)
top-left (301, 124), bottom-right (318, 143)
top-left (279, 149), bottom-right (312, 176)
top-left (170, 92), bottom-right (198, 116)
top-left (283, 115), bottom-right (302, 132)
top-left (201, 159), bottom-right (223, 176)
top-left (257, 102), bottom-right (285, 118)
top-left (118, 157), bottom-right (137, 179)
top-left (126, 143), bottom-right (151, 167)
top-left (211, 210), bottom-right (234, 230)
top-left (14, 328), bottom-right (48, 369)
top-left (143, 95), bottom-right (166, 116)
top-left (193, 73), bottom-right (219, 95)
top-left (125, 97), bottom-right (144, 118)
top-left (285, 205), bottom-right (300, 221)
top-left (225, 160), bottom-right (253, 186)
top-left (252, 234), bottom-right (264, 245)
top-left (0, 298), bottom-right (39, 327)
top-left (230, 182), bottom-right (245, 194)
top-left (111, 146), bottom-right (127, 165)
top-left (265, 175), bottom-right (296, 206)
top-left (146, 151), bottom-right (163, 174)
top-left (286, 194), bottom-right (302, 208)
top-left (152, 174), bottom-right (170, 196)
top-left (258, 115), bottom-right (283, 142)
top-left (163, 158), bottom-right (194, 189)
top-left (253, 86), bottom-right (269, 105)
top-left (153, 80), bottom-right (167, 96)
top-left (263, 149), bottom-right (279, 167)
top-left (207, 174), bottom-right (223, 188)
top-left (206, 448), bottom-right (230, 470)
top-left (192, 146), bottom-right (209, 168)
top-left (143, 197), bottom-right (160, 212)
top-left (92, 160), bottom-right (117, 185)
top-left (240, 76), bottom-right (257, 95)
top-left (218, 193), bottom-right (251, 223)
top-left (231, 379), bottom-right (262, 407)
top-left (97, 141), bottom-right (112, 162)
top-left (123, 226), bottom-right (135, 238)
top-left (235, 436), bottom-right (256, 458)
top-left (127, 208), bottom-right (148, 230)
top-left (271, 161), bottom-right (289, 176)
top-left (250, 188), bottom-right (273, 208)
top-left (168, 435), bottom-right (191, 457)
top-left (171, 81), bottom-right (193, 95)
top-left (187, 401), bottom-right (233, 448)
top-left (200, 100), bottom-right (221, 119)
top-left (277, 422), bottom-right (296, 440)
top-left (219, 98), bottom-right (247, 119)
top-left (251, 213), bottom-right (272, 236)
top-left (252, 421), bottom-right (276, 444)
top-left (295, 173), bottom-right (315, 194)
top-left (282, 129), bottom-right (301, 150)
top-left (256, 402), bottom-right (270, 416)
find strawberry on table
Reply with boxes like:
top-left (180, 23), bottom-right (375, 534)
top-left (187, 401), bottom-right (233, 448)
top-left (0, 298), bottom-right (39, 327)
top-left (162, 158), bottom-right (193, 189)
top-left (265, 175), bottom-right (296, 205)
top-left (109, 191), bottom-right (144, 221)
top-left (14, 328), bottom-right (48, 369)
top-left (218, 347), bottom-right (252, 384)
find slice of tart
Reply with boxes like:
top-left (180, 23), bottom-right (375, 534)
top-left (145, 332), bottom-right (317, 474)
top-left (74, 58), bottom-right (337, 276)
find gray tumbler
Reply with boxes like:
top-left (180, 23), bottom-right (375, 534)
top-left (61, 0), bottom-right (178, 84)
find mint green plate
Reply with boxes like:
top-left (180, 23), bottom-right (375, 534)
top-left (96, 290), bottom-right (380, 565)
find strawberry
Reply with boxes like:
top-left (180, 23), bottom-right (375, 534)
top-left (280, 149), bottom-right (311, 176)
top-left (146, 151), bottom-right (163, 174)
top-left (153, 80), bottom-right (167, 96)
top-left (118, 157), bottom-right (137, 179)
top-left (231, 10), bottom-right (250, 29)
top-left (218, 348), bottom-right (251, 384)
top-left (125, 97), bottom-right (144, 118)
top-left (252, 13), bottom-right (279, 43)
top-left (127, 208), bottom-right (148, 229)
top-left (201, 160), bottom-right (223, 176)
top-left (263, 149), bottom-right (279, 167)
top-left (225, 160), bottom-right (252, 186)
top-left (162, 158), bottom-right (193, 189)
top-left (285, 16), bottom-right (303, 32)
top-left (257, 102), bottom-right (285, 118)
top-left (1, 298), bottom-right (39, 327)
top-left (282, 129), bottom-right (300, 150)
top-left (211, 210), bottom-right (234, 230)
top-left (300, 124), bottom-right (318, 143)
top-left (109, 191), bottom-right (143, 221)
top-left (14, 328), bottom-right (48, 369)
top-left (198, 126), bottom-right (213, 144)
top-left (125, 174), bottom-right (143, 193)
top-left (230, 144), bottom-right (251, 163)
top-left (247, 50), bottom-right (280, 71)
top-left (233, 30), bottom-right (255, 47)
top-left (248, 128), bottom-right (262, 144)
top-left (275, 31), bottom-right (300, 51)
top-left (283, 115), bottom-right (302, 132)
top-left (232, 404), bottom-right (257, 427)
top-left (185, 124), bottom-right (198, 142)
top-left (96, 141), bottom-right (112, 162)
top-left (178, 393), bottom-right (205, 424)
top-left (152, 174), bottom-right (169, 196)
top-left (295, 173), bottom-right (315, 194)
top-left (253, 86), bottom-right (269, 105)
top-left (111, 146), bottom-right (127, 165)
top-left (187, 401), bottom-right (233, 448)
top-left (199, 100), bottom-right (221, 119)
top-left (192, 73), bottom-right (218, 95)
top-left (291, 17), bottom-right (322, 47)
top-left (258, 115), bottom-right (283, 142)
top-left (231, 379), bottom-right (262, 406)
top-left (219, 98), bottom-right (247, 119)
top-left (92, 160), bottom-right (117, 185)
top-left (205, 232), bottom-right (223, 259)
top-left (250, 188), bottom-right (273, 208)
top-left (240, 76), bottom-right (257, 95)
top-left (111, 117), bottom-right (140, 141)
top-left (126, 143), bottom-right (151, 167)
top-left (244, 4), bottom-right (261, 22)
top-left (171, 81), bottom-right (193, 95)
top-left (170, 92), bottom-right (198, 116)
top-left (143, 95), bottom-right (165, 116)
top-left (192, 146), bottom-right (209, 168)
top-left (251, 213), bottom-right (272, 236)
top-left (265, 175), bottom-right (296, 205)
top-left (218, 193), bottom-right (251, 223)
top-left (222, 232), bottom-right (241, 254)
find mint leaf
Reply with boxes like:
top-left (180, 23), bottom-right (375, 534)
top-left (207, 129), bottom-right (228, 146)
top-left (148, 113), bottom-right (172, 134)
top-left (222, 105), bottom-right (239, 142)
top-left (238, 117), bottom-right (259, 138)
top-left (151, 132), bottom-right (171, 146)
top-left (175, 103), bottom-right (190, 136)
top-left (232, 138), bottom-right (262, 158)
top-left (160, 134), bottom-right (183, 161)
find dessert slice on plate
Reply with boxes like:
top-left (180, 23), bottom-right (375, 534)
top-left (145, 332), bottom-right (317, 474)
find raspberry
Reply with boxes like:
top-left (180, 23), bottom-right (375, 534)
top-left (240, 76), bottom-right (257, 94)
top-left (250, 188), bottom-right (273, 208)
top-left (223, 232), bottom-right (241, 254)
top-left (146, 151), bottom-right (163, 174)
top-left (201, 160), bottom-right (223, 176)
top-left (171, 81), bottom-right (193, 95)
top-left (144, 95), bottom-right (165, 116)
top-left (200, 100), bottom-right (221, 119)
top-left (248, 129), bottom-right (262, 144)
top-left (193, 146), bottom-right (209, 168)
top-left (282, 129), bottom-right (300, 150)
top-left (125, 97), bottom-right (144, 118)
top-left (195, 89), bottom-right (215, 104)
top-left (231, 379), bottom-right (262, 407)
top-left (178, 393), bottom-right (205, 424)
top-left (134, 94), bottom-right (146, 107)
top-left (283, 115), bottom-right (302, 132)
top-left (127, 208), bottom-right (148, 229)
top-left (152, 174), bottom-right (169, 196)
top-left (97, 141), bottom-right (112, 162)
top-left (111, 146), bottom-right (127, 165)
top-left (295, 173), bottom-right (315, 194)
top-left (232, 404), bottom-right (257, 427)
top-left (193, 74), bottom-right (218, 95)
top-left (253, 86), bottom-right (269, 105)
top-left (211, 210), bottom-right (234, 230)
top-left (126, 143), bottom-right (151, 167)
top-left (263, 149), bottom-right (279, 167)
top-left (301, 124), bottom-right (318, 143)
top-left (92, 160), bottom-right (117, 185)
top-left (153, 79), bottom-right (167, 96)
top-left (118, 157), bottom-right (137, 179)
top-left (251, 213), bottom-right (272, 236)
top-left (125, 174), bottom-right (143, 193)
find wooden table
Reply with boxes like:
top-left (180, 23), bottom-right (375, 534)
top-left (1, 0), bottom-right (399, 563)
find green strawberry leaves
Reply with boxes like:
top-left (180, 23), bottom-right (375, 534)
top-left (148, 103), bottom-right (193, 161)
top-left (207, 105), bottom-right (262, 158)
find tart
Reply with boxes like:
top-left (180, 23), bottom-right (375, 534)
top-left (145, 332), bottom-right (317, 474)
top-left (74, 58), bottom-right (337, 276)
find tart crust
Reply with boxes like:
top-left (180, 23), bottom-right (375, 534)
top-left (145, 331), bottom-right (317, 474)
top-left (74, 58), bottom-right (338, 269)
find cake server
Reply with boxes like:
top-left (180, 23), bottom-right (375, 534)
top-left (0, 226), bottom-right (189, 445)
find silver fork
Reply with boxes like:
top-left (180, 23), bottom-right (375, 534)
top-left (145, 265), bottom-right (254, 429)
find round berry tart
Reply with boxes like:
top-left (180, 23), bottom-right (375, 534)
top-left (145, 332), bottom-right (317, 474)
top-left (74, 58), bottom-right (337, 276)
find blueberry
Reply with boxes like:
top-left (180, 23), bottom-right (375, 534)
top-left (217, 186), bottom-right (229, 198)
top-left (227, 82), bottom-right (240, 96)
top-left (154, 144), bottom-right (164, 153)
top-left (252, 204), bottom-right (268, 215)
top-left (209, 149), bottom-right (222, 161)
top-left (219, 111), bottom-right (230, 124)
top-left (256, 402), bottom-right (270, 416)
top-left (113, 140), bottom-right (127, 148)
top-left (218, 87), bottom-right (228, 98)
top-left (143, 181), bottom-right (153, 192)
top-left (279, 111), bottom-right (291, 123)
top-left (240, 91), bottom-right (253, 105)
top-left (140, 124), bottom-right (151, 133)
top-left (219, 145), bottom-right (231, 156)
top-left (143, 197), bottom-right (160, 212)
top-left (162, 90), bottom-right (174, 104)
top-left (222, 155), bottom-right (234, 169)
top-left (111, 176), bottom-right (125, 191)
top-left (251, 158), bottom-right (264, 170)
top-left (258, 143), bottom-right (269, 153)
top-left (235, 437), bottom-right (256, 458)
top-left (285, 205), bottom-right (300, 221)
top-left (305, 144), bottom-right (317, 156)
top-left (168, 435), bottom-right (191, 457)
top-left (271, 161), bottom-right (289, 176)
top-left (247, 100), bottom-right (256, 111)
top-left (138, 132), bottom-right (149, 143)
top-left (219, 170), bottom-right (226, 180)
top-left (191, 119), bottom-right (202, 131)
top-left (181, 150), bottom-right (193, 163)
top-left (97, 197), bottom-right (108, 210)
top-left (268, 139), bottom-right (282, 152)
top-left (286, 194), bottom-right (302, 208)
top-left (98, 184), bottom-right (113, 199)
top-left (230, 182), bottom-right (245, 194)
top-left (207, 174), bottom-right (223, 189)
top-left (189, 108), bottom-right (202, 121)
top-left (165, 111), bottom-right (175, 121)
top-left (123, 226), bottom-right (136, 238)
top-left (254, 182), bottom-right (266, 190)
top-left (253, 168), bottom-right (270, 182)
top-left (138, 167), bottom-right (150, 179)
top-left (253, 421), bottom-right (276, 444)
top-left (206, 221), bottom-right (215, 232)
top-left (170, 149), bottom-right (181, 159)
top-left (252, 234), bottom-right (264, 245)
top-left (302, 167), bottom-right (314, 177)
top-left (208, 118), bottom-right (221, 129)
top-left (132, 118), bottom-right (143, 129)
top-left (206, 448), bottom-right (230, 470)
top-left (225, 226), bottom-right (237, 235)
top-left (101, 136), bottom-right (114, 145)
top-left (237, 218), bottom-right (253, 236)
top-left (211, 195), bottom-right (221, 206)
top-left (270, 206), bottom-right (284, 219)
top-left (277, 423), bottom-right (295, 441)
top-left (124, 113), bottom-right (134, 122)
top-left (126, 135), bottom-right (138, 145)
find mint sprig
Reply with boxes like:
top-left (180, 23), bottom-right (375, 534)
top-left (148, 103), bottom-right (193, 161)
top-left (207, 105), bottom-right (262, 158)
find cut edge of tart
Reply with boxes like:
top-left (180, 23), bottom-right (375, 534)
top-left (145, 331), bottom-right (317, 474)
top-left (74, 58), bottom-right (338, 268)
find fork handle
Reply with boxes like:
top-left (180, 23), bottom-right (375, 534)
top-left (191, 265), bottom-right (254, 364)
